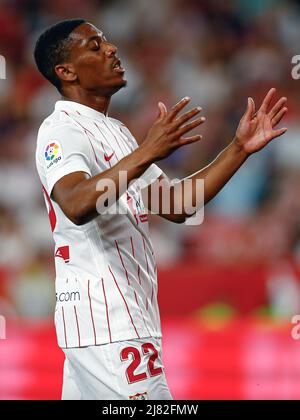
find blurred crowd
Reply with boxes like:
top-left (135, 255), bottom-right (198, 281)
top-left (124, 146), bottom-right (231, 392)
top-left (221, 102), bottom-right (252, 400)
top-left (0, 0), bottom-right (300, 318)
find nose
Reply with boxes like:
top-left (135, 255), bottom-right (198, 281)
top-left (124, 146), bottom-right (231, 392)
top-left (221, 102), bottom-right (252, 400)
top-left (105, 41), bottom-right (117, 57)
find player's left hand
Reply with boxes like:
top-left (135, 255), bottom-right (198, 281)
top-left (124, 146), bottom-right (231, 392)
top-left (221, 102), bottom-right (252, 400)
top-left (234, 88), bottom-right (288, 155)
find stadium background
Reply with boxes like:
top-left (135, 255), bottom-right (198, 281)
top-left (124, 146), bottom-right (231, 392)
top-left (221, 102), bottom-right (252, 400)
top-left (1, 0), bottom-right (300, 400)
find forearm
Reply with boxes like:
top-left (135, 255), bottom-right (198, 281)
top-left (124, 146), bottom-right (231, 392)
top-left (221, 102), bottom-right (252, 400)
top-left (171, 139), bottom-right (248, 221)
top-left (54, 147), bottom-right (152, 225)
top-left (149, 89), bottom-right (287, 224)
top-left (194, 139), bottom-right (249, 205)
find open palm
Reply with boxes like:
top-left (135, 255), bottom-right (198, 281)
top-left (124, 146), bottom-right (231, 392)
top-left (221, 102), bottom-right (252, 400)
top-left (235, 88), bottom-right (288, 155)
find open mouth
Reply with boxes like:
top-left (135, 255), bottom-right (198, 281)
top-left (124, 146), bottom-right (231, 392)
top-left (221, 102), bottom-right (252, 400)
top-left (112, 59), bottom-right (125, 74)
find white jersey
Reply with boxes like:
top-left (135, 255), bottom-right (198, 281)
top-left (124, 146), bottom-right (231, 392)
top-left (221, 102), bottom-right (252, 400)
top-left (35, 100), bottom-right (163, 349)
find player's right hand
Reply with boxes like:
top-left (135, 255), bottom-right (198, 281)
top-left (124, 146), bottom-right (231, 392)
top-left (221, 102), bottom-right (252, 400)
top-left (141, 97), bottom-right (206, 162)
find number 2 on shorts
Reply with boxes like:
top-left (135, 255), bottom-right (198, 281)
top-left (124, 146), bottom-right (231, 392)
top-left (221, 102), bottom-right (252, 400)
top-left (120, 343), bottom-right (163, 384)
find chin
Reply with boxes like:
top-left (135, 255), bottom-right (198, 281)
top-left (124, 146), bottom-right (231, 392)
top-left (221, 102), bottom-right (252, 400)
top-left (111, 79), bottom-right (127, 93)
top-left (119, 77), bottom-right (127, 87)
top-left (97, 79), bottom-right (127, 97)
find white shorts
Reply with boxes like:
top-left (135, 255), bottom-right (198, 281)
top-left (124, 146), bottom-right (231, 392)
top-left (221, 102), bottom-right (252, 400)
top-left (61, 337), bottom-right (173, 400)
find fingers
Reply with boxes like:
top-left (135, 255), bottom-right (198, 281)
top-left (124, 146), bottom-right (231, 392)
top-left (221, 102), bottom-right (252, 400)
top-left (172, 106), bottom-right (203, 131)
top-left (176, 117), bottom-right (206, 137)
top-left (177, 135), bottom-right (203, 146)
top-left (243, 97), bottom-right (256, 121)
top-left (166, 97), bottom-right (191, 122)
top-left (271, 107), bottom-right (288, 127)
top-left (258, 88), bottom-right (276, 114)
top-left (157, 102), bottom-right (168, 121)
top-left (269, 97), bottom-right (287, 119)
top-left (271, 127), bottom-right (288, 139)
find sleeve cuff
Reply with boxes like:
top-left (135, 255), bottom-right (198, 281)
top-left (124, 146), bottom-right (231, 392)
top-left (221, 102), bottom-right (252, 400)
top-left (47, 163), bottom-right (92, 195)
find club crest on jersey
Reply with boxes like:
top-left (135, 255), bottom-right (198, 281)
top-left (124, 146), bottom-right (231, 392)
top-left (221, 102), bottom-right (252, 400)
top-left (44, 141), bottom-right (62, 170)
top-left (129, 391), bottom-right (148, 400)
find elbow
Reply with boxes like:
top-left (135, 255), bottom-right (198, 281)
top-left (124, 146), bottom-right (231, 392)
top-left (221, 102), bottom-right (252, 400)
top-left (64, 205), bottom-right (92, 226)
top-left (53, 182), bottom-right (97, 226)
top-left (168, 214), bottom-right (187, 224)
top-left (70, 216), bottom-right (86, 226)
top-left (67, 212), bottom-right (87, 226)
top-left (170, 210), bottom-right (200, 224)
top-left (174, 216), bottom-right (187, 224)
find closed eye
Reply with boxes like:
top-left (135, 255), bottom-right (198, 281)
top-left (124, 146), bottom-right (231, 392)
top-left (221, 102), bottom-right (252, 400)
top-left (90, 40), bottom-right (100, 50)
top-left (87, 34), bottom-right (107, 51)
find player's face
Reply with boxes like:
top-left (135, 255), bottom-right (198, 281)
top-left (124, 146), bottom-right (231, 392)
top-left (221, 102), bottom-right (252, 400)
top-left (65, 23), bottom-right (127, 95)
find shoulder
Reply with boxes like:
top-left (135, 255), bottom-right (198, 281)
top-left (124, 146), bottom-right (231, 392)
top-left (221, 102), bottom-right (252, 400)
top-left (37, 113), bottom-right (85, 146)
top-left (107, 116), bottom-right (124, 127)
top-left (35, 115), bottom-right (92, 169)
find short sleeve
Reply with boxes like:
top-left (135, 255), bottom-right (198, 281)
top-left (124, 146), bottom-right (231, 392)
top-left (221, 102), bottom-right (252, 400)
top-left (36, 123), bottom-right (93, 194)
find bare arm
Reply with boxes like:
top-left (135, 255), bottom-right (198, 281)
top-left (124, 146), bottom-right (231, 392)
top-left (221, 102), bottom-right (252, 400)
top-left (52, 151), bottom-right (150, 225)
top-left (147, 89), bottom-right (288, 223)
top-left (52, 97), bottom-right (206, 225)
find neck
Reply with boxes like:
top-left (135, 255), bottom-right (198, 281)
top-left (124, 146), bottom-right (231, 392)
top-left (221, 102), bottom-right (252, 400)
top-left (62, 91), bottom-right (111, 115)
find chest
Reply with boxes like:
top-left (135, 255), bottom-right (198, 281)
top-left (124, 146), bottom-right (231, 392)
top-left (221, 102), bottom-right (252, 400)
top-left (76, 116), bottom-right (147, 220)
top-left (76, 116), bottom-right (136, 170)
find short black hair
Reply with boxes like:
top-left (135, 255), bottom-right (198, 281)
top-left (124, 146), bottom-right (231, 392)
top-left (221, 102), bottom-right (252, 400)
top-left (34, 19), bottom-right (86, 93)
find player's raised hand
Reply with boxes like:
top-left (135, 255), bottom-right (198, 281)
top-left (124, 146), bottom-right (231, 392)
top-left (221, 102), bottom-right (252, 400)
top-left (235, 88), bottom-right (288, 155)
top-left (141, 97), bottom-right (206, 161)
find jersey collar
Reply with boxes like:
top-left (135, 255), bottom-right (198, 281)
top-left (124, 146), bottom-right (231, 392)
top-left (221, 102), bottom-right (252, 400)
top-left (55, 100), bottom-right (107, 120)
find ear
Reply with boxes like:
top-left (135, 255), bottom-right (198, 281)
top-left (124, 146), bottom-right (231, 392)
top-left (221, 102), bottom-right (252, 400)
top-left (55, 63), bottom-right (77, 84)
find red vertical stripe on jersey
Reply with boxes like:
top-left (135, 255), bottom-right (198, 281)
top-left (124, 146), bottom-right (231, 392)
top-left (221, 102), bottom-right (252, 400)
top-left (134, 290), bottom-right (151, 337)
top-left (101, 278), bottom-right (112, 343)
top-left (108, 266), bottom-right (140, 339)
top-left (71, 117), bottom-right (96, 138)
top-left (94, 121), bottom-right (117, 168)
top-left (42, 186), bottom-right (56, 232)
top-left (130, 236), bottom-right (142, 285)
top-left (115, 240), bottom-right (130, 286)
top-left (74, 305), bottom-right (81, 347)
top-left (118, 126), bottom-right (135, 154)
top-left (101, 119), bottom-right (128, 157)
top-left (88, 280), bottom-right (97, 345)
top-left (61, 307), bottom-right (68, 348)
top-left (142, 236), bottom-right (152, 311)
top-left (85, 131), bottom-right (99, 166)
top-left (61, 111), bottom-right (99, 165)
top-left (151, 286), bottom-right (154, 304)
top-left (116, 239), bottom-right (150, 336)
top-left (142, 236), bottom-right (150, 276)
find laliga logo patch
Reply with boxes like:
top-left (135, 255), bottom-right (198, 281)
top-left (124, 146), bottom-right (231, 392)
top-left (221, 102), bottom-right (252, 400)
top-left (45, 141), bottom-right (62, 170)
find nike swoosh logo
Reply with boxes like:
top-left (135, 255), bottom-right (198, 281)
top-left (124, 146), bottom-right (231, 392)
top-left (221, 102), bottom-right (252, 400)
top-left (104, 152), bottom-right (115, 162)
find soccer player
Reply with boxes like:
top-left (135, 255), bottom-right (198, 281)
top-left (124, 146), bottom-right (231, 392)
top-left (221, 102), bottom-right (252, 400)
top-left (34, 19), bottom-right (288, 400)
